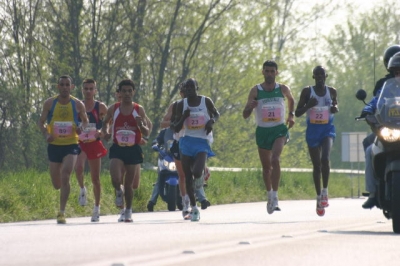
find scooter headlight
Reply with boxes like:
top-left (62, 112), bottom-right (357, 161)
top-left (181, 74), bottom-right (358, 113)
top-left (163, 160), bottom-right (176, 171)
top-left (380, 127), bottom-right (400, 142)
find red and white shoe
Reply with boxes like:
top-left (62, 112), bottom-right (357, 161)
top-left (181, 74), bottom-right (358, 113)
top-left (321, 194), bottom-right (329, 208)
top-left (316, 197), bottom-right (325, 217)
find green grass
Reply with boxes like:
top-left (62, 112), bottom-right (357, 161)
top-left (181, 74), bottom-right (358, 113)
top-left (0, 169), bottom-right (364, 223)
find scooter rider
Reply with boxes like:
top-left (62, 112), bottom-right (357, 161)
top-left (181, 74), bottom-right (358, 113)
top-left (147, 127), bottom-right (211, 212)
top-left (361, 51), bottom-right (400, 209)
top-left (362, 45), bottom-right (400, 152)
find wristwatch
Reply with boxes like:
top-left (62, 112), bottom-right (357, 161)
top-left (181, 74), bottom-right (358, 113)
top-left (289, 111), bottom-right (295, 116)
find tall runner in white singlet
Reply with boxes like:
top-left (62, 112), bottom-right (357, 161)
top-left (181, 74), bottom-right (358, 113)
top-left (173, 78), bottom-right (220, 222)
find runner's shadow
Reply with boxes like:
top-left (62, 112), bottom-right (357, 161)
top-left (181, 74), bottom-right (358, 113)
top-left (326, 230), bottom-right (396, 236)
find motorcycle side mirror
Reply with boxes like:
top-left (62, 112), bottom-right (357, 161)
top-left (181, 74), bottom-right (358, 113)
top-left (355, 89), bottom-right (368, 105)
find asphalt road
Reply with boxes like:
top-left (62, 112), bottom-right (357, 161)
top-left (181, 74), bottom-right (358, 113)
top-left (1, 198), bottom-right (398, 266)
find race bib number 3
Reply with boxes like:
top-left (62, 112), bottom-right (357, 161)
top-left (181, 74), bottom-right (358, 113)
top-left (261, 105), bottom-right (282, 122)
top-left (79, 123), bottom-right (97, 142)
top-left (116, 130), bottom-right (136, 146)
top-left (310, 106), bottom-right (329, 124)
top-left (187, 112), bottom-right (206, 130)
top-left (53, 121), bottom-right (73, 138)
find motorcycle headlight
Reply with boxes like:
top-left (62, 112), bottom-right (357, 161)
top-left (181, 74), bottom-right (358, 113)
top-left (380, 127), bottom-right (400, 142)
top-left (163, 160), bottom-right (176, 171)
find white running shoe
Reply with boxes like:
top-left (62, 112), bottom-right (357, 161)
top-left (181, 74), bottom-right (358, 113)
top-left (190, 207), bottom-right (200, 222)
top-left (118, 209), bottom-right (125, 222)
top-left (182, 196), bottom-right (191, 219)
top-left (273, 197), bottom-right (281, 211)
top-left (124, 209), bottom-right (133, 223)
top-left (79, 187), bottom-right (87, 206)
top-left (91, 208), bottom-right (100, 222)
top-left (115, 186), bottom-right (124, 207)
top-left (267, 196), bottom-right (274, 214)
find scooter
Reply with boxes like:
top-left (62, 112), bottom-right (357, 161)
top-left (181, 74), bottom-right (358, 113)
top-left (151, 140), bottom-right (182, 211)
top-left (356, 77), bottom-right (400, 233)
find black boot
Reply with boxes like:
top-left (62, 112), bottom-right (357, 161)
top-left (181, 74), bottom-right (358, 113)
top-left (147, 201), bottom-right (155, 212)
top-left (201, 200), bottom-right (211, 210)
top-left (362, 197), bottom-right (376, 209)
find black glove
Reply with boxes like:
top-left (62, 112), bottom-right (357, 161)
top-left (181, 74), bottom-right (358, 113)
top-left (360, 111), bottom-right (371, 118)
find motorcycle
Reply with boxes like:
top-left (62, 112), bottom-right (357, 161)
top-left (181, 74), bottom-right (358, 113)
top-left (151, 140), bottom-right (183, 211)
top-left (356, 77), bottom-right (400, 233)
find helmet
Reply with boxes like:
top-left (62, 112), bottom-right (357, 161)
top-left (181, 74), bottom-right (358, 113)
top-left (383, 45), bottom-right (400, 69)
top-left (387, 52), bottom-right (400, 70)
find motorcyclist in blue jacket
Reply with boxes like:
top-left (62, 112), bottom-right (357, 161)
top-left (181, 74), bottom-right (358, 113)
top-left (361, 51), bottom-right (400, 209)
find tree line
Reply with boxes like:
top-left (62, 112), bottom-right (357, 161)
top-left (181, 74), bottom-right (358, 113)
top-left (0, 0), bottom-right (399, 172)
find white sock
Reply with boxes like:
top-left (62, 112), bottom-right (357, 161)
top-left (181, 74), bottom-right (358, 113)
top-left (81, 187), bottom-right (86, 192)
top-left (322, 188), bottom-right (328, 195)
top-left (94, 206), bottom-right (100, 212)
top-left (272, 190), bottom-right (277, 198)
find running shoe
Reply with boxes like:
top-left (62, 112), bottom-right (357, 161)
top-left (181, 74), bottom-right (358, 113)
top-left (316, 197), bottom-right (325, 217)
top-left (115, 186), bottom-right (124, 207)
top-left (267, 197), bottom-right (274, 214)
top-left (273, 197), bottom-right (281, 211)
top-left (57, 212), bottom-right (66, 224)
top-left (184, 212), bottom-right (191, 220)
top-left (183, 211), bottom-right (190, 220)
top-left (91, 208), bottom-right (100, 222)
top-left (118, 209), bottom-right (125, 222)
top-left (124, 209), bottom-right (133, 223)
top-left (79, 187), bottom-right (87, 206)
top-left (182, 196), bottom-right (191, 219)
top-left (321, 194), bottom-right (329, 208)
top-left (190, 207), bottom-right (200, 222)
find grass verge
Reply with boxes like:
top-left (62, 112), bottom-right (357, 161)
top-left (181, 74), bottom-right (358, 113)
top-left (0, 169), bottom-right (364, 223)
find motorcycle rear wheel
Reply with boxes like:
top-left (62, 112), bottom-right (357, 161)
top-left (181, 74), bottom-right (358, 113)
top-left (167, 185), bottom-right (177, 211)
top-left (391, 172), bottom-right (400, 233)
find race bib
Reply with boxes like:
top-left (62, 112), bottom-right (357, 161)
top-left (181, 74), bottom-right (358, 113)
top-left (116, 130), bottom-right (136, 146)
top-left (78, 123), bottom-right (97, 142)
top-left (261, 104), bottom-right (282, 122)
top-left (310, 106), bottom-right (330, 124)
top-left (187, 112), bottom-right (206, 130)
top-left (53, 121), bottom-right (73, 138)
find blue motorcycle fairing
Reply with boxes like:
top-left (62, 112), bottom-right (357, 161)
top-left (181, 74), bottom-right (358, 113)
top-left (165, 176), bottom-right (179, 186)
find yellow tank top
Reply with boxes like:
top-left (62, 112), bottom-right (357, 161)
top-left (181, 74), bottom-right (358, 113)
top-left (47, 96), bottom-right (79, 145)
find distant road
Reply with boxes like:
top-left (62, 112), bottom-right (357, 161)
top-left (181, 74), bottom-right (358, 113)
top-left (149, 166), bottom-right (365, 175)
top-left (0, 198), bottom-right (396, 266)
top-left (207, 167), bottom-right (365, 175)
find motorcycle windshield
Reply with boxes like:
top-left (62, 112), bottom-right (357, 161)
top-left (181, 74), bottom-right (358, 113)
top-left (376, 77), bottom-right (400, 127)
